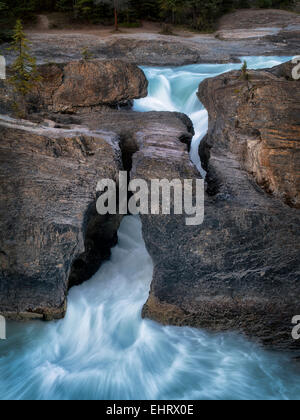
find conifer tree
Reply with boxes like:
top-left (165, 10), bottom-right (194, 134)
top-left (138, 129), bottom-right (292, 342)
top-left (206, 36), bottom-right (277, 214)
top-left (241, 60), bottom-right (250, 81)
top-left (8, 19), bottom-right (41, 117)
top-left (74, 0), bottom-right (94, 19)
top-left (97, 0), bottom-right (129, 31)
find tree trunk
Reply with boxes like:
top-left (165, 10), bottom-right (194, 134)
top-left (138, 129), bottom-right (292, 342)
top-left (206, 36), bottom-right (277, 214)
top-left (114, 7), bottom-right (118, 31)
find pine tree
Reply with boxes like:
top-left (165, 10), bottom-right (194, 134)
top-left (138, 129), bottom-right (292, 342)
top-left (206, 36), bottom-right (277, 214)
top-left (97, 0), bottom-right (129, 31)
top-left (241, 60), bottom-right (250, 81)
top-left (74, 0), bottom-right (94, 19)
top-left (8, 19), bottom-right (41, 117)
top-left (158, 0), bottom-right (183, 25)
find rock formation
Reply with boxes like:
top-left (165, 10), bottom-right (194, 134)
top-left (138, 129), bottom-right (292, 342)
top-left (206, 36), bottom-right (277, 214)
top-left (198, 60), bottom-right (300, 208)
top-left (0, 60), bottom-right (147, 320)
top-left (141, 61), bottom-right (300, 351)
top-left (30, 60), bottom-right (148, 113)
top-left (0, 60), bottom-right (148, 116)
top-left (1, 56), bottom-right (299, 352)
top-left (0, 116), bottom-right (122, 320)
top-left (0, 107), bottom-right (194, 320)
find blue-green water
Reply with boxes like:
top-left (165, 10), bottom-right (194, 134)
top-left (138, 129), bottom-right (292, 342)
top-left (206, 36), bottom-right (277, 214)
top-left (134, 56), bottom-right (293, 174)
top-left (1, 57), bottom-right (300, 400)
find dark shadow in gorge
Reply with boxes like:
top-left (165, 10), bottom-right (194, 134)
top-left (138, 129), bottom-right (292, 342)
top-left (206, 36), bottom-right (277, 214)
top-left (67, 132), bottom-right (140, 289)
top-left (68, 206), bottom-right (122, 288)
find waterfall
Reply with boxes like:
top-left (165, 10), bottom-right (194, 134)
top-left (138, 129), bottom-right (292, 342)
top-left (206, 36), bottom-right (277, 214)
top-left (1, 57), bottom-right (299, 401)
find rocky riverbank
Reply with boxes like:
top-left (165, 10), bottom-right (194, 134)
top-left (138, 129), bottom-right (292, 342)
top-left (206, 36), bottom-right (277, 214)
top-left (1, 10), bottom-right (299, 66)
top-left (198, 60), bottom-right (300, 208)
top-left (1, 30), bottom-right (299, 67)
top-left (0, 116), bottom-right (122, 320)
top-left (0, 55), bottom-right (300, 351)
top-left (0, 60), bottom-right (195, 320)
top-left (142, 60), bottom-right (300, 351)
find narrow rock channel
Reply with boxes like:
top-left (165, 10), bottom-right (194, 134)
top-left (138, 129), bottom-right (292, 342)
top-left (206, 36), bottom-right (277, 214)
top-left (1, 57), bottom-right (300, 400)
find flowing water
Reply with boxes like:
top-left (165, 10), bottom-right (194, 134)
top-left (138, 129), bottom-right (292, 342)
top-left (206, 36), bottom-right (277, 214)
top-left (134, 56), bottom-right (294, 174)
top-left (1, 57), bottom-right (300, 400)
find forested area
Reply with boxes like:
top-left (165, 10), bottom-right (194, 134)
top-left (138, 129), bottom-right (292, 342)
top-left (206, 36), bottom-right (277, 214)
top-left (0, 0), bottom-right (297, 38)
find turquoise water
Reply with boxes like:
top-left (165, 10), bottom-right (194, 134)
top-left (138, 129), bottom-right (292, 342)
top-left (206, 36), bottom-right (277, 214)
top-left (134, 56), bottom-right (293, 173)
top-left (1, 57), bottom-right (300, 400)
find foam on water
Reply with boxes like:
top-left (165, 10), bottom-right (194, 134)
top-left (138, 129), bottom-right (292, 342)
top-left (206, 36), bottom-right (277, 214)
top-left (135, 56), bottom-right (294, 174)
top-left (1, 57), bottom-right (300, 400)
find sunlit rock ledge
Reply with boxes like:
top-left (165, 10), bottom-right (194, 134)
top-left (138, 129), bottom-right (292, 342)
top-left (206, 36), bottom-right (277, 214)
top-left (199, 60), bottom-right (300, 208)
top-left (0, 59), bottom-right (148, 116)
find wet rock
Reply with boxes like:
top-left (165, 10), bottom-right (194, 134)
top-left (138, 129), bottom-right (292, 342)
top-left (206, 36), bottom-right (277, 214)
top-left (0, 110), bottom-right (195, 321)
top-left (0, 116), bottom-right (122, 320)
top-left (198, 60), bottom-right (300, 208)
top-left (140, 62), bottom-right (300, 351)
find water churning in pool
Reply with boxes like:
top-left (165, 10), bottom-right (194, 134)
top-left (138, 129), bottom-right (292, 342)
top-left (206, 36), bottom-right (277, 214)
top-left (1, 57), bottom-right (299, 400)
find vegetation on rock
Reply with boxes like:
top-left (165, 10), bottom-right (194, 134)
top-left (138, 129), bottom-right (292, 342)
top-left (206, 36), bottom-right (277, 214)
top-left (81, 46), bottom-right (94, 60)
top-left (240, 60), bottom-right (250, 80)
top-left (7, 19), bottom-right (41, 117)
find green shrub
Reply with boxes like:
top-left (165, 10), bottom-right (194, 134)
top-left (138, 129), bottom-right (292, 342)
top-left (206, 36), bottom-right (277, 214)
top-left (81, 47), bottom-right (94, 60)
top-left (119, 21), bottom-right (142, 28)
top-left (240, 60), bottom-right (250, 81)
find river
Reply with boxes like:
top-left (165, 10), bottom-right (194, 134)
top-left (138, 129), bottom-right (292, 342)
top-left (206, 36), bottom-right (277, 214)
top-left (1, 56), bottom-right (300, 400)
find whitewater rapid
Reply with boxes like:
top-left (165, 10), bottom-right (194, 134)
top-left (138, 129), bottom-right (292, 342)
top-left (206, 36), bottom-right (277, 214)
top-left (1, 57), bottom-right (300, 400)
top-left (134, 56), bottom-right (294, 173)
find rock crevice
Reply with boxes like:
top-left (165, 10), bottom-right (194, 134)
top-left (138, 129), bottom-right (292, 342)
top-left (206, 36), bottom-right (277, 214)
top-left (198, 60), bottom-right (300, 208)
top-left (0, 117), bottom-right (123, 320)
top-left (0, 60), bottom-right (149, 320)
top-left (141, 61), bottom-right (300, 351)
top-left (0, 78), bottom-right (196, 321)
